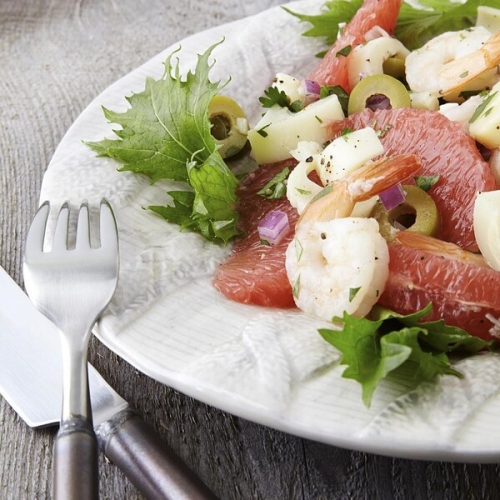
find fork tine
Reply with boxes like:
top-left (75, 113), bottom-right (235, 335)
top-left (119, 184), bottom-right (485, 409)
top-left (76, 201), bottom-right (91, 250)
top-left (99, 199), bottom-right (118, 252)
top-left (25, 201), bottom-right (50, 258)
top-left (52, 202), bottom-right (70, 251)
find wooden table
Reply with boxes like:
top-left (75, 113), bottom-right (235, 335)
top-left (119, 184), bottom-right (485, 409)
top-left (2, 0), bottom-right (500, 498)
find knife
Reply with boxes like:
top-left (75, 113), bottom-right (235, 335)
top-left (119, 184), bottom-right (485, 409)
top-left (0, 265), bottom-right (216, 500)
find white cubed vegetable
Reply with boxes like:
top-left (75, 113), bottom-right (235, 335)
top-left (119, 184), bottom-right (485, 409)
top-left (287, 141), bottom-right (326, 214)
top-left (348, 36), bottom-right (410, 90)
top-left (440, 95), bottom-right (484, 132)
top-left (286, 130), bottom-right (383, 215)
top-left (248, 94), bottom-right (345, 165)
top-left (469, 82), bottom-right (500, 149)
top-left (476, 6), bottom-right (500, 33)
top-left (317, 127), bottom-right (384, 185)
top-left (410, 91), bottom-right (440, 111)
top-left (474, 190), bottom-right (500, 271)
top-left (290, 141), bottom-right (324, 162)
top-left (286, 156), bottom-right (323, 214)
top-left (273, 73), bottom-right (304, 106)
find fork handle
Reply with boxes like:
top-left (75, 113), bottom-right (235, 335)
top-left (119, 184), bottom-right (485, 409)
top-left (96, 408), bottom-right (217, 500)
top-left (53, 417), bottom-right (99, 500)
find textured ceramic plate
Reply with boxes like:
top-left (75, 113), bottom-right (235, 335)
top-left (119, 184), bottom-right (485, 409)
top-left (40, 0), bottom-right (500, 462)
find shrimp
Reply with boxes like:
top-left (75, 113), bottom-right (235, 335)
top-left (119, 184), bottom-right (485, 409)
top-left (405, 27), bottom-right (500, 102)
top-left (285, 154), bottom-right (421, 321)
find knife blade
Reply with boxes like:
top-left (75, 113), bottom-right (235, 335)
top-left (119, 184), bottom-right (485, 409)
top-left (0, 265), bottom-right (216, 499)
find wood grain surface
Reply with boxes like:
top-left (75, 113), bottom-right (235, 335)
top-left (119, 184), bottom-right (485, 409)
top-left (2, 0), bottom-right (500, 498)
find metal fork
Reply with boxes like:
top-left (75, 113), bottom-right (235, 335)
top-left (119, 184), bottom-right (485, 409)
top-left (23, 199), bottom-right (119, 500)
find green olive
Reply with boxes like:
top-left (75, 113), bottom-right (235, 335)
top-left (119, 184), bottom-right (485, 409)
top-left (382, 57), bottom-right (406, 81)
top-left (347, 74), bottom-right (411, 115)
top-left (371, 185), bottom-right (440, 242)
top-left (208, 95), bottom-right (249, 159)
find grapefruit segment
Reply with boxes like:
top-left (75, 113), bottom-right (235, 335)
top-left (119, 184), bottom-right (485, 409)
top-left (379, 232), bottom-right (500, 341)
top-left (213, 160), bottom-right (298, 308)
top-left (307, 0), bottom-right (403, 93)
top-left (328, 107), bottom-right (498, 252)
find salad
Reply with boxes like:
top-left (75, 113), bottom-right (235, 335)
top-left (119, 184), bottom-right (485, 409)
top-left (87, 0), bottom-right (500, 406)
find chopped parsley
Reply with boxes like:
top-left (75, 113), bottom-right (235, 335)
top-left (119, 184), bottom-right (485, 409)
top-left (256, 123), bottom-right (271, 138)
top-left (469, 91), bottom-right (498, 124)
top-left (293, 274), bottom-right (301, 298)
top-left (259, 85), bottom-right (303, 112)
top-left (336, 45), bottom-right (352, 57)
top-left (257, 167), bottom-right (291, 199)
top-left (415, 175), bottom-right (440, 191)
top-left (295, 238), bottom-right (304, 262)
top-left (320, 85), bottom-right (349, 115)
top-left (374, 124), bottom-right (393, 138)
top-left (340, 127), bottom-right (354, 136)
top-left (349, 286), bottom-right (361, 302)
top-left (259, 85), bottom-right (290, 108)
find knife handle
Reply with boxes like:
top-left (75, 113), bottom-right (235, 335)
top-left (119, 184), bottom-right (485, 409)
top-left (53, 417), bottom-right (99, 500)
top-left (96, 408), bottom-right (217, 500)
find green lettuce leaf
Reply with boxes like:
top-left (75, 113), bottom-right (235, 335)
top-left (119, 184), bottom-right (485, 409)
top-left (319, 304), bottom-right (493, 407)
top-left (86, 42), bottom-right (240, 244)
top-left (371, 304), bottom-right (494, 353)
top-left (285, 0), bottom-right (499, 51)
top-left (319, 314), bottom-right (410, 407)
top-left (283, 0), bottom-right (362, 47)
top-left (396, 0), bottom-right (495, 50)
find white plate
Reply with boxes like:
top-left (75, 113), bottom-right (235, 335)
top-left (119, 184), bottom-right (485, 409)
top-left (40, 0), bottom-right (500, 462)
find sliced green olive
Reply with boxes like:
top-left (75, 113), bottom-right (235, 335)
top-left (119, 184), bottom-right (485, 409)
top-left (208, 95), bottom-right (249, 159)
top-left (347, 74), bottom-right (411, 115)
top-left (382, 57), bottom-right (406, 81)
top-left (371, 185), bottom-right (440, 242)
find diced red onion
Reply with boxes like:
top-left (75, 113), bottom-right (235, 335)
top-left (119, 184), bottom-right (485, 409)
top-left (302, 79), bottom-right (321, 96)
top-left (379, 184), bottom-right (406, 211)
top-left (366, 94), bottom-right (391, 111)
top-left (258, 210), bottom-right (290, 245)
top-left (476, 141), bottom-right (492, 161)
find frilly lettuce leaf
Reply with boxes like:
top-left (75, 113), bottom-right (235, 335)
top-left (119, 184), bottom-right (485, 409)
top-left (396, 0), bottom-right (495, 50)
top-left (319, 304), bottom-right (493, 407)
top-left (86, 41), bottom-right (240, 244)
top-left (283, 0), bottom-right (362, 47)
top-left (285, 0), bottom-right (499, 51)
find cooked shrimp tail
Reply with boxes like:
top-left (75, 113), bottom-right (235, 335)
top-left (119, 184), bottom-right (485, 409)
top-left (299, 153), bottom-right (421, 224)
top-left (439, 31), bottom-right (500, 98)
